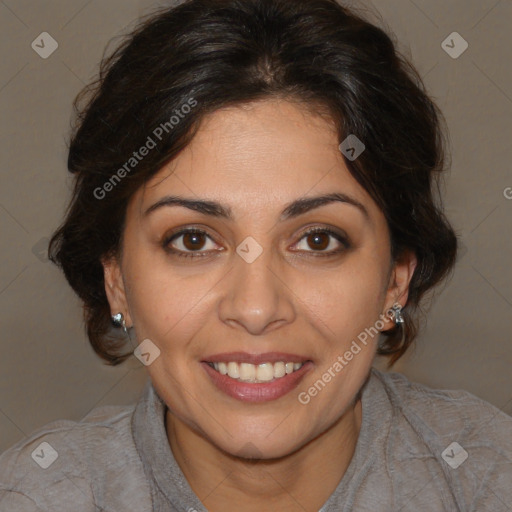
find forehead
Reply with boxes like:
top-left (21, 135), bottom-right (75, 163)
top-left (135, 99), bottom-right (379, 219)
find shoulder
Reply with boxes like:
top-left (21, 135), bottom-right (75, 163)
top-left (0, 404), bottom-right (150, 510)
top-left (368, 369), bottom-right (512, 509)
top-left (373, 368), bottom-right (512, 440)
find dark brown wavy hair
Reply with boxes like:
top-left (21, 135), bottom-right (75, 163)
top-left (49, 0), bottom-right (458, 367)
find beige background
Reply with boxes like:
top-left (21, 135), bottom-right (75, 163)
top-left (1, 0), bottom-right (511, 454)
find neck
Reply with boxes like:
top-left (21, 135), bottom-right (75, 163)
top-left (165, 399), bottom-right (362, 512)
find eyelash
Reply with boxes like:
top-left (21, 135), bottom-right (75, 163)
top-left (163, 227), bottom-right (350, 260)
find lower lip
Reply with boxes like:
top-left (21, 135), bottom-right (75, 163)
top-left (202, 362), bottom-right (313, 403)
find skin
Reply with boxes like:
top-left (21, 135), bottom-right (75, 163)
top-left (103, 98), bottom-right (417, 511)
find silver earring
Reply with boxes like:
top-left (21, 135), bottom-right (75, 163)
top-left (111, 312), bottom-right (123, 327)
top-left (111, 312), bottom-right (128, 334)
top-left (391, 303), bottom-right (405, 324)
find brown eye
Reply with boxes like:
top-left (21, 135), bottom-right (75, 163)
top-left (164, 228), bottom-right (219, 258)
top-left (306, 232), bottom-right (330, 251)
top-left (182, 232), bottom-right (207, 251)
top-left (294, 227), bottom-right (350, 256)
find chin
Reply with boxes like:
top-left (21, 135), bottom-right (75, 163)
top-left (207, 424), bottom-right (309, 461)
top-left (227, 438), bottom-right (299, 461)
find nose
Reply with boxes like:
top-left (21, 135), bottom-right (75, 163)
top-left (218, 244), bottom-right (296, 336)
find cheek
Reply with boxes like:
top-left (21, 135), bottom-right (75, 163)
top-left (124, 252), bottom-right (221, 349)
top-left (291, 260), bottom-right (387, 421)
top-left (295, 257), bottom-right (388, 343)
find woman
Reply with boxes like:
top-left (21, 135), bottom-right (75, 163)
top-left (1, 0), bottom-right (511, 510)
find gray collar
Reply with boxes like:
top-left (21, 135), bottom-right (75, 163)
top-left (131, 378), bottom-right (207, 512)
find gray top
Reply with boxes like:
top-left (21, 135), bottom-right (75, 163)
top-left (1, 368), bottom-right (511, 511)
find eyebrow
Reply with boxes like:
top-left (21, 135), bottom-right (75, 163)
top-left (143, 192), bottom-right (369, 222)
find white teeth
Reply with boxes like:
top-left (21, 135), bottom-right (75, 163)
top-left (239, 363), bottom-right (256, 381)
top-left (227, 362), bottom-right (240, 379)
top-left (256, 363), bottom-right (274, 382)
top-left (210, 361), bottom-right (305, 382)
top-left (272, 362), bottom-right (286, 378)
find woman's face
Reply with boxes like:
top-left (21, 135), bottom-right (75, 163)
top-left (104, 99), bottom-right (415, 458)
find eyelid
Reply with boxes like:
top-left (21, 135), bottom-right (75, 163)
top-left (291, 226), bottom-right (350, 253)
top-left (163, 226), bottom-right (221, 251)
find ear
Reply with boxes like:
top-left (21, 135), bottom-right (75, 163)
top-left (381, 250), bottom-right (417, 330)
top-left (102, 255), bottom-right (133, 328)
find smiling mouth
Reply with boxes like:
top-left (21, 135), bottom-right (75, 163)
top-left (206, 361), bottom-right (306, 383)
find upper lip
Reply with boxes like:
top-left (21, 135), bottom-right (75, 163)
top-left (203, 352), bottom-right (311, 365)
